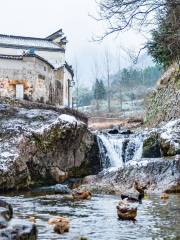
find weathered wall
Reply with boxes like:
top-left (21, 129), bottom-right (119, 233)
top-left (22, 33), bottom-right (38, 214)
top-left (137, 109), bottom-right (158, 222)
top-left (145, 63), bottom-right (180, 127)
top-left (0, 56), bottom-right (64, 105)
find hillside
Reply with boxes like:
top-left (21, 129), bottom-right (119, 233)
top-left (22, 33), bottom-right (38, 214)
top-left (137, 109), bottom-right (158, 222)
top-left (145, 62), bottom-right (180, 126)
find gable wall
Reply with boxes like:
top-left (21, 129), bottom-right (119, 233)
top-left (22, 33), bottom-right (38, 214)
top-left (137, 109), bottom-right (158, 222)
top-left (0, 46), bottom-right (65, 68)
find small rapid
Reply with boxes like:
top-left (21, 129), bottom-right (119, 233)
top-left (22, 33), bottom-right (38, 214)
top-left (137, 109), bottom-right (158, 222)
top-left (97, 131), bottom-right (144, 170)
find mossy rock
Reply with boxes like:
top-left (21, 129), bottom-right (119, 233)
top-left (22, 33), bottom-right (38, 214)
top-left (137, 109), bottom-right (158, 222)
top-left (160, 138), bottom-right (176, 157)
top-left (142, 133), bottom-right (161, 158)
top-left (69, 161), bottom-right (92, 178)
top-left (175, 74), bottom-right (180, 89)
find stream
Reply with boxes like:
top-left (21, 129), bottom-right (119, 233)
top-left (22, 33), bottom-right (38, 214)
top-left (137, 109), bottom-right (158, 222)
top-left (1, 131), bottom-right (180, 239)
top-left (1, 193), bottom-right (180, 240)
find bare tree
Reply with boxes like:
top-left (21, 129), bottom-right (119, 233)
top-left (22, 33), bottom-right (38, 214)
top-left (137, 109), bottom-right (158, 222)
top-left (92, 56), bottom-right (101, 81)
top-left (116, 48), bottom-right (123, 111)
top-left (92, 56), bottom-right (101, 111)
top-left (95, 0), bottom-right (180, 40)
top-left (104, 48), bottom-right (111, 112)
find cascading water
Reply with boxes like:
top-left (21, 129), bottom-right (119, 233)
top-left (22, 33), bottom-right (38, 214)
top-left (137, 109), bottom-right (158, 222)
top-left (97, 134), bottom-right (124, 169)
top-left (97, 131), bottom-right (144, 170)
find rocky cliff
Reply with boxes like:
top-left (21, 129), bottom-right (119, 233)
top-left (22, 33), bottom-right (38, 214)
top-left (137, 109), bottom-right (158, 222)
top-left (0, 101), bottom-right (100, 191)
top-left (145, 62), bottom-right (180, 127)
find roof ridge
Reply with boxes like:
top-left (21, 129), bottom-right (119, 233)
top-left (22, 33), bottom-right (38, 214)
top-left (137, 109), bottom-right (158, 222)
top-left (0, 53), bottom-right (23, 57)
top-left (0, 34), bottom-right (51, 41)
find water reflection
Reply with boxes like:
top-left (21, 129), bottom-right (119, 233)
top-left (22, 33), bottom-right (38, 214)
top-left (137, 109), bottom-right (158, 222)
top-left (0, 194), bottom-right (180, 240)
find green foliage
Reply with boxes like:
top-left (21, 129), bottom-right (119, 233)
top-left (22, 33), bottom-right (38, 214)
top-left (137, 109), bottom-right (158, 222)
top-left (94, 79), bottom-right (106, 100)
top-left (147, 3), bottom-right (180, 67)
top-left (74, 66), bottom-right (161, 110)
top-left (112, 66), bottom-right (161, 89)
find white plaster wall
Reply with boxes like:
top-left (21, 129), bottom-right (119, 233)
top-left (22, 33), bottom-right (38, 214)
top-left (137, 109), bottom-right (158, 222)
top-left (63, 67), bottom-right (73, 107)
top-left (0, 46), bottom-right (65, 68)
top-left (0, 46), bottom-right (72, 107)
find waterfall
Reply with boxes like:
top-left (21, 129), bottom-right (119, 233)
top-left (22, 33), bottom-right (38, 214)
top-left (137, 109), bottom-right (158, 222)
top-left (97, 132), bottom-right (144, 170)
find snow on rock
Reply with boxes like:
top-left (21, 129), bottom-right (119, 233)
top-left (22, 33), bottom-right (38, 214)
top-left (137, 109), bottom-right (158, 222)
top-left (0, 103), bottom-right (100, 191)
top-left (0, 106), bottom-right (81, 168)
top-left (142, 118), bottom-right (180, 158)
top-left (59, 114), bottom-right (78, 123)
top-left (159, 119), bottom-right (180, 153)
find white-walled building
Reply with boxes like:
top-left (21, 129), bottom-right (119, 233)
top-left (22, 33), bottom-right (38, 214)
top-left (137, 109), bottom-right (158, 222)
top-left (0, 29), bottom-right (74, 107)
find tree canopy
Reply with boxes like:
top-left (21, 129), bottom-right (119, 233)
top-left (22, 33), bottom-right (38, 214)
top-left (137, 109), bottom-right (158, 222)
top-left (147, 2), bottom-right (180, 67)
top-left (94, 79), bottom-right (106, 101)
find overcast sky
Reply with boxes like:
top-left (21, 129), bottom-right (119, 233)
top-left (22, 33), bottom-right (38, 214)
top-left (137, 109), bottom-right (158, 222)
top-left (0, 0), bottom-right (149, 87)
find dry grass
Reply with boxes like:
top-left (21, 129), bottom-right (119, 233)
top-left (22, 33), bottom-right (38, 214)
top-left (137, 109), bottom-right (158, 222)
top-left (88, 117), bottom-right (143, 130)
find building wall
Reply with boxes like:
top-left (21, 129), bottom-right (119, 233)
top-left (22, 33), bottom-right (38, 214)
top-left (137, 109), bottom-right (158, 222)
top-left (0, 46), bottom-right (65, 68)
top-left (0, 56), bottom-right (64, 105)
top-left (63, 67), bottom-right (73, 107)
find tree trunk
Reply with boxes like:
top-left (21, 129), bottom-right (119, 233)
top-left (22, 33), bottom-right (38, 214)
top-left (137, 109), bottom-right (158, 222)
top-left (107, 68), bottom-right (111, 112)
top-left (119, 87), bottom-right (123, 111)
top-left (96, 99), bottom-right (99, 111)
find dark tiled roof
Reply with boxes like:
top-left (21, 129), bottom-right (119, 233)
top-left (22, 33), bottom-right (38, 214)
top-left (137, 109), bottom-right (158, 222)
top-left (0, 54), bottom-right (23, 60)
top-left (0, 34), bottom-right (64, 51)
top-left (46, 29), bottom-right (63, 40)
top-left (65, 61), bottom-right (74, 77)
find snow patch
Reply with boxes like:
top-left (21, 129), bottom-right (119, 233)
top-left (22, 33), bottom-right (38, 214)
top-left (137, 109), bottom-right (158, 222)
top-left (127, 159), bottom-right (149, 167)
top-left (162, 119), bottom-right (180, 129)
top-left (59, 114), bottom-right (77, 123)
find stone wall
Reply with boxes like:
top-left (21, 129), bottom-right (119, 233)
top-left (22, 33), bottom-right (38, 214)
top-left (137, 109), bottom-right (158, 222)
top-left (145, 62), bottom-right (180, 127)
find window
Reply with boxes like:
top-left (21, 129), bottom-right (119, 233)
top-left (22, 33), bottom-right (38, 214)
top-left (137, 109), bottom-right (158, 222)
top-left (38, 74), bottom-right (45, 80)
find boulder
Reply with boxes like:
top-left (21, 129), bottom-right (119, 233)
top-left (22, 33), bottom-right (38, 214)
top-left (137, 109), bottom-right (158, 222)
top-left (119, 129), bottom-right (133, 135)
top-left (158, 120), bottom-right (180, 157)
top-left (32, 184), bottom-right (71, 195)
top-left (0, 200), bottom-right (13, 221)
top-left (108, 128), bottom-right (119, 134)
top-left (0, 104), bottom-right (101, 191)
top-left (0, 200), bottom-right (37, 239)
top-left (108, 128), bottom-right (132, 135)
top-left (82, 158), bottom-right (180, 194)
top-left (49, 167), bottom-right (68, 183)
top-left (159, 138), bottom-right (176, 156)
top-left (142, 133), bottom-right (162, 158)
top-left (0, 219), bottom-right (37, 240)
